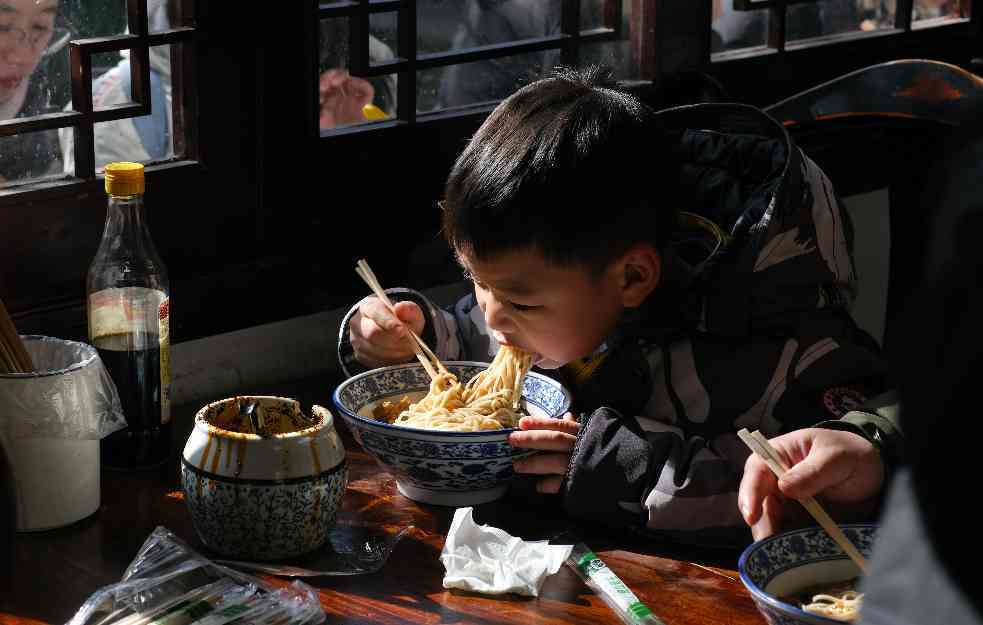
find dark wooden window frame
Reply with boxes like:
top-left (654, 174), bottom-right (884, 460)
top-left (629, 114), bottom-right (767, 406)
top-left (316, 0), bottom-right (979, 120)
top-left (0, 0), bottom-right (198, 203)
top-left (315, 0), bottom-right (628, 138)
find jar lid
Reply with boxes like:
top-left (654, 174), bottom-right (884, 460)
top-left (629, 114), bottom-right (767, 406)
top-left (104, 162), bottom-right (145, 197)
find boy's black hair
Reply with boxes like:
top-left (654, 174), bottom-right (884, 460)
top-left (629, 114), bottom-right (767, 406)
top-left (441, 65), bottom-right (680, 274)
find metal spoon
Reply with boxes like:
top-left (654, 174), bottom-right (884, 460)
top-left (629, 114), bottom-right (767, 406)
top-left (216, 526), bottom-right (415, 577)
top-left (241, 400), bottom-right (263, 436)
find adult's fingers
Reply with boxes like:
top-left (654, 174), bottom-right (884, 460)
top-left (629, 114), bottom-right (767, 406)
top-left (751, 494), bottom-right (784, 541)
top-left (778, 446), bottom-right (851, 500)
top-left (739, 454), bottom-right (779, 526)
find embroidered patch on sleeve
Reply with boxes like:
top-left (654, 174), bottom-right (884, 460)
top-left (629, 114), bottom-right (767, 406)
top-left (821, 386), bottom-right (867, 418)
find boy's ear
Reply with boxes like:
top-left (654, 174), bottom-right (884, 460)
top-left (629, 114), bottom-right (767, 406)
top-left (617, 244), bottom-right (661, 307)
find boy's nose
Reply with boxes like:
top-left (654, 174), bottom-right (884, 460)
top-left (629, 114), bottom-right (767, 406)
top-left (482, 294), bottom-right (517, 334)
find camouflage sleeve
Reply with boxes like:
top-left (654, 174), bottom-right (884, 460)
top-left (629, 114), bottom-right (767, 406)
top-left (561, 407), bottom-right (752, 547)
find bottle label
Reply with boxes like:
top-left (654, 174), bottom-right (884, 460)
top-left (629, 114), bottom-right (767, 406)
top-left (89, 287), bottom-right (164, 344)
top-left (159, 297), bottom-right (171, 424)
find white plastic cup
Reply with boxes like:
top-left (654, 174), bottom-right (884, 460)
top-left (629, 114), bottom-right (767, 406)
top-left (0, 336), bottom-right (125, 531)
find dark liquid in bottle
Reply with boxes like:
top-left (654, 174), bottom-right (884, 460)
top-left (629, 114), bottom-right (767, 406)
top-left (95, 332), bottom-right (170, 469)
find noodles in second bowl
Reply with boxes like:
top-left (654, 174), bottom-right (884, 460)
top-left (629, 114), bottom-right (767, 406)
top-left (739, 524), bottom-right (877, 625)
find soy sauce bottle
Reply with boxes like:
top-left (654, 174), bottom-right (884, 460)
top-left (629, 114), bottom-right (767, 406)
top-left (87, 162), bottom-right (171, 469)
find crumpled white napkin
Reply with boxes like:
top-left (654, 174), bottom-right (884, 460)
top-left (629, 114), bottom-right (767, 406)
top-left (440, 507), bottom-right (574, 597)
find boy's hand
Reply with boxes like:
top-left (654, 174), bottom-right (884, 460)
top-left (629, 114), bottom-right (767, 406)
top-left (509, 413), bottom-right (580, 494)
top-left (738, 428), bottom-right (885, 541)
top-left (349, 298), bottom-right (425, 368)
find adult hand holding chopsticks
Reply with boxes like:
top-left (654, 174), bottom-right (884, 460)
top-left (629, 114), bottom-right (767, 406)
top-left (738, 428), bottom-right (885, 542)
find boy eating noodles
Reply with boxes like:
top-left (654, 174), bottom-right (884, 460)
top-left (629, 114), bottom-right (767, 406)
top-left (338, 67), bottom-right (886, 544)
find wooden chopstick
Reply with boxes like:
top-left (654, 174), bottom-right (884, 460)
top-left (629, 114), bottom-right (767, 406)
top-left (355, 259), bottom-right (444, 381)
top-left (738, 428), bottom-right (869, 574)
top-left (0, 339), bottom-right (21, 373)
top-left (0, 297), bottom-right (33, 374)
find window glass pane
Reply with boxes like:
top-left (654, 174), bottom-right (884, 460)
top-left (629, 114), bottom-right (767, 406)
top-left (93, 50), bottom-right (122, 82)
top-left (422, 50), bottom-right (556, 112)
top-left (149, 0), bottom-right (179, 33)
top-left (416, 1), bottom-right (608, 54)
top-left (434, 0), bottom-right (561, 52)
top-left (62, 0), bottom-right (126, 38)
top-left (369, 11), bottom-right (397, 61)
top-left (579, 0), bottom-right (635, 80)
top-left (417, 0), bottom-right (465, 54)
top-left (581, 0), bottom-right (607, 32)
top-left (319, 17), bottom-right (397, 130)
top-left (857, 0), bottom-right (898, 31)
top-left (0, 127), bottom-right (65, 187)
top-left (712, 3), bottom-right (768, 53)
top-left (913, 0), bottom-right (968, 21)
top-left (788, 0), bottom-right (896, 41)
top-left (581, 40), bottom-right (636, 80)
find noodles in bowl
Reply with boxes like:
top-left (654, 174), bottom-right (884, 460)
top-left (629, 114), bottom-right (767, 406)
top-left (332, 355), bottom-right (570, 506)
top-left (374, 346), bottom-right (533, 431)
top-left (783, 581), bottom-right (863, 622)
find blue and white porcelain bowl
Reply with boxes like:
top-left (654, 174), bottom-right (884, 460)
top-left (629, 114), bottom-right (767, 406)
top-left (739, 524), bottom-right (878, 625)
top-left (332, 361), bottom-right (571, 507)
top-left (181, 396), bottom-right (348, 561)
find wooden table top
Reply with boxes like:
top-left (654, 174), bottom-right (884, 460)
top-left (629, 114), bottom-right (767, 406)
top-left (0, 376), bottom-right (766, 625)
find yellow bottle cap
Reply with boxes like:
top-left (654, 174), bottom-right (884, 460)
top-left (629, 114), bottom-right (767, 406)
top-left (362, 103), bottom-right (388, 121)
top-left (104, 162), bottom-right (145, 197)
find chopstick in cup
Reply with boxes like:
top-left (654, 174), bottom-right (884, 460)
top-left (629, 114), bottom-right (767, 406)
top-left (738, 428), bottom-right (869, 574)
top-left (0, 296), bottom-right (33, 374)
top-left (354, 259), bottom-right (444, 381)
top-left (0, 339), bottom-right (20, 374)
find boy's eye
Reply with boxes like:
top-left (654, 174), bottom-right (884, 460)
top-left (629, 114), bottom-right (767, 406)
top-left (509, 301), bottom-right (540, 312)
